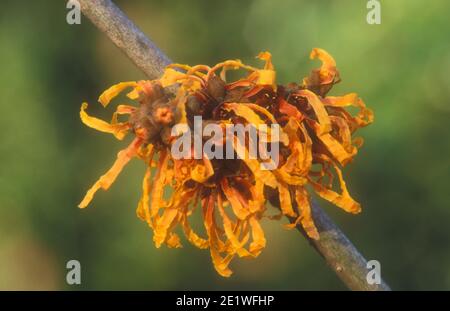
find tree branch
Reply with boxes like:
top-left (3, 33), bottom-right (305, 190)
top-left (291, 201), bottom-right (390, 290)
top-left (78, 0), bottom-right (391, 291)
top-left (79, 0), bottom-right (171, 79)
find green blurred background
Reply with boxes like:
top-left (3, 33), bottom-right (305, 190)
top-left (0, 0), bottom-right (449, 290)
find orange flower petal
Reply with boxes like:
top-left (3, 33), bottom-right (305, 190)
top-left (98, 81), bottom-right (138, 107)
top-left (248, 216), bottom-right (266, 256)
top-left (294, 187), bottom-right (319, 240)
top-left (296, 89), bottom-right (332, 135)
top-left (217, 200), bottom-right (253, 258)
top-left (277, 181), bottom-right (296, 217)
top-left (80, 103), bottom-right (130, 140)
top-left (153, 208), bottom-right (179, 248)
top-left (79, 137), bottom-right (142, 208)
top-left (221, 179), bottom-right (250, 220)
top-left (149, 150), bottom-right (170, 220)
top-left (308, 162), bottom-right (361, 214)
top-left (136, 166), bottom-right (152, 226)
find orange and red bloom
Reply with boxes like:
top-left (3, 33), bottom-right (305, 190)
top-left (79, 49), bottom-right (373, 277)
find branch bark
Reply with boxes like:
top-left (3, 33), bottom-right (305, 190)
top-left (291, 201), bottom-right (390, 290)
top-left (78, 0), bottom-right (391, 291)
top-left (79, 0), bottom-right (171, 79)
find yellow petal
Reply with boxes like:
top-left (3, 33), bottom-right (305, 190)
top-left (296, 89), bottom-right (332, 135)
top-left (136, 166), bottom-right (152, 226)
top-left (254, 52), bottom-right (276, 87)
top-left (309, 48), bottom-right (338, 85)
top-left (221, 179), bottom-right (250, 220)
top-left (80, 103), bottom-right (130, 140)
top-left (182, 215), bottom-right (209, 249)
top-left (230, 130), bottom-right (278, 189)
top-left (166, 232), bottom-right (183, 248)
top-left (217, 201), bottom-right (252, 258)
top-left (277, 182), bottom-right (296, 217)
top-left (282, 119), bottom-right (312, 175)
top-left (190, 157), bottom-right (214, 183)
top-left (210, 247), bottom-right (234, 277)
top-left (79, 138), bottom-right (142, 208)
top-left (153, 208), bottom-right (179, 248)
top-left (323, 93), bottom-right (358, 108)
top-left (249, 179), bottom-right (265, 214)
top-left (160, 68), bottom-right (186, 87)
top-left (207, 60), bottom-right (255, 83)
top-left (98, 82), bottom-right (138, 107)
top-left (203, 196), bottom-right (234, 277)
top-left (248, 216), bottom-right (266, 256)
top-left (313, 122), bottom-right (356, 166)
top-left (302, 48), bottom-right (340, 95)
top-left (149, 151), bottom-right (170, 220)
top-left (324, 94), bottom-right (374, 128)
top-left (294, 187), bottom-right (319, 240)
top-left (308, 162), bottom-right (361, 214)
top-left (256, 69), bottom-right (276, 86)
top-left (160, 68), bottom-right (203, 91)
top-left (257, 51), bottom-right (274, 70)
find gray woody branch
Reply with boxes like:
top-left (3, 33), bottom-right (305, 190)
top-left (78, 0), bottom-right (391, 291)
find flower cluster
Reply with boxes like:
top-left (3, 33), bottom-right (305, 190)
top-left (79, 48), bottom-right (373, 277)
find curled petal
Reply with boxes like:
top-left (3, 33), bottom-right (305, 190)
top-left (306, 48), bottom-right (338, 85)
top-left (153, 208), bottom-right (179, 248)
top-left (256, 70), bottom-right (276, 87)
top-left (115, 104), bottom-right (137, 115)
top-left (279, 98), bottom-right (304, 122)
top-left (330, 116), bottom-right (356, 154)
top-left (190, 156), bottom-right (214, 183)
top-left (255, 51), bottom-right (276, 87)
top-left (303, 48), bottom-right (340, 95)
top-left (80, 103), bottom-right (130, 140)
top-left (310, 120), bottom-right (356, 166)
top-left (186, 64), bottom-right (211, 76)
top-left (324, 94), bottom-right (374, 128)
top-left (310, 48), bottom-right (337, 83)
top-left (248, 216), bottom-right (266, 256)
top-left (227, 128), bottom-right (278, 188)
top-left (203, 196), bottom-right (234, 277)
top-left (98, 81), bottom-right (138, 107)
top-left (149, 151), bottom-right (170, 220)
top-left (79, 137), bottom-right (142, 208)
top-left (242, 103), bottom-right (277, 123)
top-left (296, 89), bottom-right (332, 134)
top-left (249, 179), bottom-right (265, 214)
top-left (166, 232), bottom-right (183, 248)
top-left (282, 119), bottom-right (312, 175)
top-left (160, 68), bottom-right (187, 87)
top-left (224, 102), bottom-right (288, 146)
top-left (182, 214), bottom-right (209, 249)
top-left (323, 93), bottom-right (358, 107)
top-left (308, 162), bottom-right (361, 214)
top-left (221, 179), bottom-right (250, 220)
top-left (207, 60), bottom-right (255, 83)
top-left (211, 248), bottom-right (234, 277)
top-left (217, 197), bottom-right (253, 258)
top-left (136, 166), bottom-right (152, 226)
top-left (257, 51), bottom-right (274, 70)
top-left (160, 68), bottom-right (203, 90)
top-left (277, 182), bottom-right (296, 217)
top-left (294, 187), bottom-right (319, 240)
